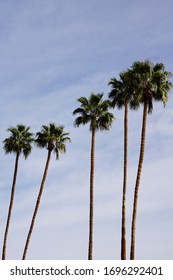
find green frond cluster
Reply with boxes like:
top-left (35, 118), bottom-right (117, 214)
top-left (108, 60), bottom-right (172, 114)
top-left (108, 69), bottom-right (136, 109)
top-left (3, 123), bottom-right (71, 161)
top-left (73, 93), bottom-right (114, 132)
top-left (35, 123), bottom-right (71, 159)
top-left (130, 60), bottom-right (172, 113)
top-left (3, 124), bottom-right (34, 159)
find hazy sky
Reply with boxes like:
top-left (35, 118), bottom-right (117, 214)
top-left (0, 0), bottom-right (173, 260)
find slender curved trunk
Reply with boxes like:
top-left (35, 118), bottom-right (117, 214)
top-left (130, 102), bottom-right (148, 260)
top-left (2, 152), bottom-right (20, 260)
top-left (121, 102), bottom-right (128, 260)
top-left (22, 149), bottom-right (52, 260)
top-left (88, 128), bottom-right (96, 260)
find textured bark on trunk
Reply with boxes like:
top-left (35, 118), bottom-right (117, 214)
top-left (88, 128), bottom-right (95, 260)
top-left (121, 102), bottom-right (128, 260)
top-left (2, 152), bottom-right (20, 260)
top-left (130, 102), bottom-right (148, 260)
top-left (22, 149), bottom-right (52, 260)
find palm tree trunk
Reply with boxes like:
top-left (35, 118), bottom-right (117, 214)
top-left (88, 128), bottom-right (96, 260)
top-left (2, 152), bottom-right (20, 260)
top-left (130, 102), bottom-right (148, 260)
top-left (121, 102), bottom-right (128, 260)
top-left (22, 149), bottom-right (52, 260)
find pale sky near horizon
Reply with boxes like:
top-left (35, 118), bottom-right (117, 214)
top-left (0, 0), bottom-right (173, 260)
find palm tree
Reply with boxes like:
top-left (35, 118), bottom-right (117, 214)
top-left (130, 60), bottom-right (172, 260)
top-left (73, 93), bottom-right (114, 260)
top-left (108, 70), bottom-right (134, 260)
top-left (22, 123), bottom-right (71, 260)
top-left (2, 124), bottom-right (34, 260)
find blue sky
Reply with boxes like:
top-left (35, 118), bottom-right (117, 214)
top-left (0, 0), bottom-right (173, 260)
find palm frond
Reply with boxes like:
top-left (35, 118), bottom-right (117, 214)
top-left (3, 124), bottom-right (34, 158)
top-left (108, 69), bottom-right (138, 109)
top-left (35, 123), bottom-right (71, 159)
top-left (129, 60), bottom-right (172, 112)
top-left (73, 92), bottom-right (114, 132)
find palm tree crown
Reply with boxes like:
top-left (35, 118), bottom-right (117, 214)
top-left (35, 123), bottom-right (71, 159)
top-left (73, 93), bottom-right (114, 131)
top-left (130, 60), bottom-right (172, 112)
top-left (108, 70), bottom-right (135, 108)
top-left (3, 124), bottom-right (34, 158)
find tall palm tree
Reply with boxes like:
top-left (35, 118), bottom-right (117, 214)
top-left (130, 60), bottom-right (172, 260)
top-left (108, 70), bottom-right (134, 260)
top-left (22, 123), bottom-right (71, 260)
top-left (73, 93), bottom-right (114, 260)
top-left (2, 124), bottom-right (34, 260)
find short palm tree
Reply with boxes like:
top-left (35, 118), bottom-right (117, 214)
top-left (73, 93), bottom-right (114, 260)
top-left (108, 69), bottom-right (134, 260)
top-left (22, 123), bottom-right (71, 260)
top-left (130, 60), bottom-right (172, 259)
top-left (2, 124), bottom-right (34, 260)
